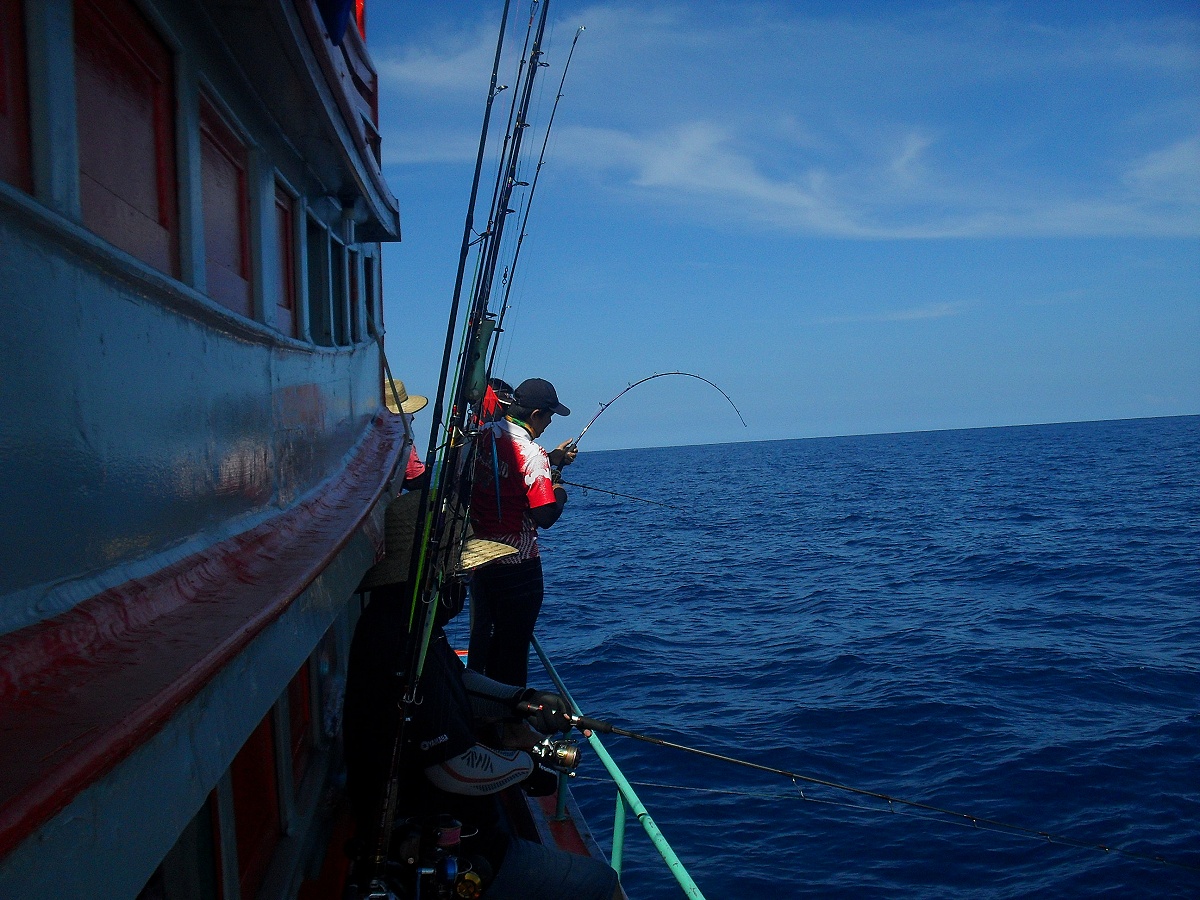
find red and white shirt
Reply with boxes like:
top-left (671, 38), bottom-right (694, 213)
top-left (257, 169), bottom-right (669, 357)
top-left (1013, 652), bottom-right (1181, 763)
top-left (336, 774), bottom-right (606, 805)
top-left (404, 445), bottom-right (425, 482)
top-left (471, 418), bottom-right (557, 562)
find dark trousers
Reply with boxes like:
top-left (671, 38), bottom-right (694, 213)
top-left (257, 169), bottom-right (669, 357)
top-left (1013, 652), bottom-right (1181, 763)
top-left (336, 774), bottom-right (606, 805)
top-left (467, 557), bottom-right (544, 687)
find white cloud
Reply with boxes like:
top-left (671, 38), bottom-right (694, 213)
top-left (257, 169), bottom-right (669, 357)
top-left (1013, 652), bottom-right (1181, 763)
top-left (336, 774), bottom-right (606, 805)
top-left (382, 130), bottom-right (482, 166)
top-left (1124, 135), bottom-right (1200, 203)
top-left (373, 3), bottom-right (1200, 239)
top-left (554, 120), bottom-right (1200, 239)
top-left (374, 23), bottom-right (498, 94)
top-left (888, 132), bottom-right (934, 186)
top-left (818, 303), bottom-right (965, 326)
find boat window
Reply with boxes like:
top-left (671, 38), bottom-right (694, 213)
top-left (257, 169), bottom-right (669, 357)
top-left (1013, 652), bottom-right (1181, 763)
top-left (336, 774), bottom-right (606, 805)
top-left (331, 234), bottom-right (348, 345)
top-left (230, 714), bottom-right (283, 900)
top-left (0, 0), bottom-right (32, 192)
top-left (74, 0), bottom-right (179, 276)
top-left (274, 182), bottom-right (298, 338)
top-left (315, 624), bottom-right (343, 741)
top-left (199, 96), bottom-right (252, 318)
top-left (363, 252), bottom-right (379, 337)
top-left (348, 247), bottom-right (362, 343)
top-left (305, 214), bottom-right (334, 346)
top-left (134, 793), bottom-right (222, 900)
top-left (287, 658), bottom-right (315, 789)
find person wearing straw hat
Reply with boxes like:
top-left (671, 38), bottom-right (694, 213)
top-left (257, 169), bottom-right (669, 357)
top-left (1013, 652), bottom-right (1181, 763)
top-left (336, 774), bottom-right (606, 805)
top-left (467, 377), bottom-right (578, 688)
top-left (342, 377), bottom-right (619, 899)
top-left (384, 378), bottom-right (429, 489)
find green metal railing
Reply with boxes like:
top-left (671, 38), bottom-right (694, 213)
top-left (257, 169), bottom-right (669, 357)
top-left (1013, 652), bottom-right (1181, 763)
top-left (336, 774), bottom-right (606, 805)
top-left (531, 636), bottom-right (707, 899)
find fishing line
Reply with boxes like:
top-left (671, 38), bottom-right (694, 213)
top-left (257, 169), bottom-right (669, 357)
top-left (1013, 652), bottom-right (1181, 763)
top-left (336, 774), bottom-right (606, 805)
top-left (550, 708), bottom-right (1200, 874)
top-left (577, 770), bottom-right (1193, 869)
top-left (556, 480), bottom-right (681, 508)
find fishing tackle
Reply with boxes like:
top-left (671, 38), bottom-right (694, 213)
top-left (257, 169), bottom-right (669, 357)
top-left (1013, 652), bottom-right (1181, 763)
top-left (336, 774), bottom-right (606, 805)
top-left (363, 3), bottom-right (582, 892)
top-left (562, 372), bottom-right (747, 462)
top-left (464, 316), bottom-right (498, 405)
top-left (558, 478), bottom-right (682, 510)
top-left (362, 1), bottom-right (528, 890)
top-left (516, 701), bottom-right (1199, 875)
top-left (530, 737), bottom-right (582, 772)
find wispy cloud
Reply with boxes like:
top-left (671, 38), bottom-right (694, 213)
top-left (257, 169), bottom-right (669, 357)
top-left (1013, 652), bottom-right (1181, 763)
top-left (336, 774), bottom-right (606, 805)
top-left (374, 22), bottom-right (498, 94)
top-left (553, 121), bottom-right (1200, 238)
top-left (375, 2), bottom-right (1200, 239)
top-left (1124, 135), bottom-right (1200, 203)
top-left (817, 302), bottom-right (966, 326)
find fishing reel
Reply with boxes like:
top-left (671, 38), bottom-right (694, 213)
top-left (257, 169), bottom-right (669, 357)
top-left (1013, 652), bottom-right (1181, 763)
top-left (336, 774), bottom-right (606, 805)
top-left (530, 737), bottom-right (581, 773)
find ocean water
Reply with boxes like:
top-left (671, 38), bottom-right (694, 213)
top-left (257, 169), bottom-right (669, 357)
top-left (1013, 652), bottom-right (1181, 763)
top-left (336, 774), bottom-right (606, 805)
top-left (474, 416), bottom-right (1198, 898)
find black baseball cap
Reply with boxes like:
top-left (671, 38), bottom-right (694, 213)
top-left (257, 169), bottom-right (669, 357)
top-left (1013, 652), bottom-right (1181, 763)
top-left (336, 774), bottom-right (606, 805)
top-left (513, 378), bottom-right (570, 416)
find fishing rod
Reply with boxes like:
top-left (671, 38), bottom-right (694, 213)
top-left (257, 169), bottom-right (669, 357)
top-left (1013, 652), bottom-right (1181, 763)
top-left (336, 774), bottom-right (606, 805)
top-left (362, 1), bottom-right (518, 891)
top-left (467, 1), bottom-right (549, 345)
top-left (438, 0), bottom-right (553, 427)
top-left (488, 24), bottom-right (586, 368)
top-left (362, 5), bottom-right (580, 895)
top-left (559, 477), bottom-right (682, 509)
top-left (517, 703), bottom-right (1200, 874)
top-left (564, 372), bottom-right (748, 460)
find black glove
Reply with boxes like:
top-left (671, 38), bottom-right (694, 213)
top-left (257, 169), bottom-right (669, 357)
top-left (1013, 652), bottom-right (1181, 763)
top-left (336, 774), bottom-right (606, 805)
top-left (517, 689), bottom-right (573, 734)
top-left (522, 762), bottom-right (559, 797)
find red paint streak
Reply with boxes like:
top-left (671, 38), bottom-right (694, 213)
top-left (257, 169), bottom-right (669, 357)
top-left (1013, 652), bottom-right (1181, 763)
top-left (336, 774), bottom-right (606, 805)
top-left (0, 413), bottom-right (405, 859)
top-left (276, 383), bottom-right (327, 430)
top-left (0, 0), bottom-right (32, 192)
top-left (533, 794), bottom-right (593, 857)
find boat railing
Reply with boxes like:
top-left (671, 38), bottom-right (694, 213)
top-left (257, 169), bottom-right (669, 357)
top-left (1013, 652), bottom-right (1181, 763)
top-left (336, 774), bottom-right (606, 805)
top-left (531, 636), bottom-right (707, 900)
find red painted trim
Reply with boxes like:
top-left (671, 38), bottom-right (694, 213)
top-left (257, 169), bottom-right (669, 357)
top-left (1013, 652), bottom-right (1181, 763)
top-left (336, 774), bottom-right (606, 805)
top-left (74, 0), bottom-right (179, 275)
top-left (0, 412), bottom-right (406, 860)
top-left (200, 96), bottom-right (252, 317)
top-left (275, 183), bottom-right (298, 338)
top-left (231, 713), bottom-right (281, 899)
top-left (0, 0), bottom-right (32, 192)
top-left (287, 659), bottom-right (313, 786)
top-left (533, 794), bottom-right (593, 857)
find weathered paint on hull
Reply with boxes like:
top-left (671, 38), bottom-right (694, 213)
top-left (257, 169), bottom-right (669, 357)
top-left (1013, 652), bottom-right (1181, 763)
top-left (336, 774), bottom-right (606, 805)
top-left (0, 498), bottom-right (379, 897)
top-left (0, 188), bottom-right (385, 634)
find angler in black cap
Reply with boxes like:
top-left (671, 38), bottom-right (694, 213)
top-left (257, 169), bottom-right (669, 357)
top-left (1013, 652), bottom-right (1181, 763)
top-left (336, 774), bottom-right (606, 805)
top-left (468, 378), bottom-right (578, 688)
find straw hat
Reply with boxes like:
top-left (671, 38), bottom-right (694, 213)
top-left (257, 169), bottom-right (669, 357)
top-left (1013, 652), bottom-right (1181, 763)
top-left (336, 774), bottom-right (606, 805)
top-left (384, 379), bottom-right (428, 415)
top-left (357, 490), bottom-right (422, 591)
top-left (457, 537), bottom-right (518, 573)
top-left (357, 495), bottom-right (519, 592)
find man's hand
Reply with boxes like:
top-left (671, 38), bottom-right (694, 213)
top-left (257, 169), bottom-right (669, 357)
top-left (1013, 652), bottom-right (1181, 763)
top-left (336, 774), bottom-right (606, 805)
top-left (517, 689), bottom-right (574, 734)
top-left (548, 441), bottom-right (578, 469)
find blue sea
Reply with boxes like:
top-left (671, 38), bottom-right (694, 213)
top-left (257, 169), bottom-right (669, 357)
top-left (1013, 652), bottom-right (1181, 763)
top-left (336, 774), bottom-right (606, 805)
top-left (460, 416), bottom-right (1200, 898)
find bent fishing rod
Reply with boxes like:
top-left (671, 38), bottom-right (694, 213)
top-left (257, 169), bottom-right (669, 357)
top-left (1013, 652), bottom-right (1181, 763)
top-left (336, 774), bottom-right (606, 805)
top-left (566, 371), bottom-right (747, 455)
top-left (516, 702), bottom-right (1198, 874)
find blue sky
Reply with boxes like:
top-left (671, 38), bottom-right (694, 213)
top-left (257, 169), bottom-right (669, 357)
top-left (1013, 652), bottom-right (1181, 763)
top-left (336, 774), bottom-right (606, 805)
top-left (368, 1), bottom-right (1199, 450)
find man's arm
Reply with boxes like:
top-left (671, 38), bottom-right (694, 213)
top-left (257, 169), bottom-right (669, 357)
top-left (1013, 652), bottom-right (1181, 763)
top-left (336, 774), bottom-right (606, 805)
top-left (528, 484), bottom-right (566, 528)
